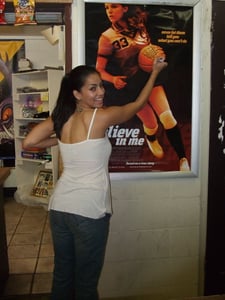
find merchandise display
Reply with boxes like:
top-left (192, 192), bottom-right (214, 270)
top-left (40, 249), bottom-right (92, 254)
top-left (12, 69), bottom-right (63, 206)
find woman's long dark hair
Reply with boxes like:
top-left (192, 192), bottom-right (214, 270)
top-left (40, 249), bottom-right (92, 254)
top-left (51, 65), bottom-right (100, 139)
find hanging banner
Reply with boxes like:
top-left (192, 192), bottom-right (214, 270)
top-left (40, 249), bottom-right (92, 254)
top-left (85, 3), bottom-right (193, 173)
top-left (0, 40), bottom-right (25, 166)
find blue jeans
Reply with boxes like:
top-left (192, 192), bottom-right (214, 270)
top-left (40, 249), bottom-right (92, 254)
top-left (49, 210), bottom-right (110, 300)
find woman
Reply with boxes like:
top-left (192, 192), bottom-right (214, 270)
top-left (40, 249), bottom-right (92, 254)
top-left (22, 59), bottom-right (166, 300)
top-left (96, 3), bottom-right (190, 171)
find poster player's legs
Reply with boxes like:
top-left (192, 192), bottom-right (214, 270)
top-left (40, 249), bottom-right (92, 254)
top-left (137, 104), bottom-right (164, 159)
top-left (148, 85), bottom-right (190, 171)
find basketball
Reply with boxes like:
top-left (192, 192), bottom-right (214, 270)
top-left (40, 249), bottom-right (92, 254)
top-left (138, 44), bottom-right (166, 73)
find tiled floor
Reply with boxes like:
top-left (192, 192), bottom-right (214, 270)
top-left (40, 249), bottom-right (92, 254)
top-left (3, 197), bottom-right (53, 296)
top-left (2, 197), bottom-right (153, 300)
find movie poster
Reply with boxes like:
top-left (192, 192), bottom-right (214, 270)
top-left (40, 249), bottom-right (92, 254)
top-left (0, 40), bottom-right (25, 166)
top-left (85, 3), bottom-right (193, 172)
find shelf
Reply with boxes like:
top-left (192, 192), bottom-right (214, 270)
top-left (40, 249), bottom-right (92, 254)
top-left (13, 69), bottom-right (50, 75)
top-left (15, 135), bottom-right (25, 139)
top-left (13, 69), bottom-right (63, 206)
top-left (15, 118), bottom-right (46, 121)
top-left (17, 157), bottom-right (49, 163)
top-left (14, 91), bottom-right (48, 98)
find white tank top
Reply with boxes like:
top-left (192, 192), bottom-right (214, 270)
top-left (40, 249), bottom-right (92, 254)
top-left (48, 108), bottom-right (112, 219)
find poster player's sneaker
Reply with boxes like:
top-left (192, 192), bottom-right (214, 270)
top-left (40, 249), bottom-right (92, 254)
top-left (179, 157), bottom-right (190, 171)
top-left (146, 137), bottom-right (164, 159)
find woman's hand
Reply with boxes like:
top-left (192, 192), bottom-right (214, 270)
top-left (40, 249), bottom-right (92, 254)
top-left (152, 57), bottom-right (168, 74)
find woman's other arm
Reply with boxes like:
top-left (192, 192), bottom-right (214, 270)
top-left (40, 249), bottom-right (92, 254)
top-left (22, 117), bottom-right (58, 150)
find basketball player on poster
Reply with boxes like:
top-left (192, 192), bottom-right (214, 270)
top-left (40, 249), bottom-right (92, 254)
top-left (96, 3), bottom-right (190, 171)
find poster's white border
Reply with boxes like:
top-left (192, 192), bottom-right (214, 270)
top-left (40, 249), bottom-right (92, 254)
top-left (72, 0), bottom-right (201, 179)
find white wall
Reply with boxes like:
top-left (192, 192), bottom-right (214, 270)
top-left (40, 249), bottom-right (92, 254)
top-left (101, 178), bottom-right (201, 298)
top-left (1, 26), bottom-right (65, 70)
top-left (72, 0), bottom-right (211, 299)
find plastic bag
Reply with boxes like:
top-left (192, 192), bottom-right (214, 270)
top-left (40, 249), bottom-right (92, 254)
top-left (14, 0), bottom-right (37, 26)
